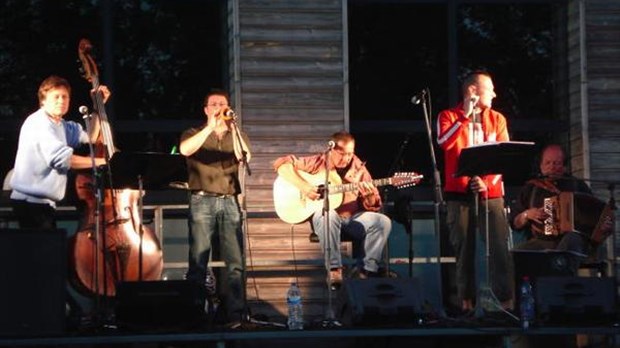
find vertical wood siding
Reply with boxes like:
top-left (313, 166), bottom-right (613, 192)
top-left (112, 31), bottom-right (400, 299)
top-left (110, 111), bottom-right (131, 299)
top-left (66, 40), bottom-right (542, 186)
top-left (568, 0), bottom-right (620, 276)
top-left (227, 0), bottom-right (348, 321)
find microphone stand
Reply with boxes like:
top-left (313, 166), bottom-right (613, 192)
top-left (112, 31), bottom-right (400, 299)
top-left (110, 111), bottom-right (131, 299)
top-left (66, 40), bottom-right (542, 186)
top-left (466, 113), bottom-right (517, 321)
top-left (385, 134), bottom-right (412, 277)
top-left (417, 88), bottom-right (446, 317)
top-left (80, 111), bottom-right (105, 326)
top-left (472, 191), bottom-right (518, 321)
top-left (230, 118), bottom-right (252, 177)
top-left (230, 117), bottom-right (252, 321)
top-left (320, 143), bottom-right (341, 328)
top-left (469, 108), bottom-right (501, 318)
top-left (230, 116), bottom-right (284, 328)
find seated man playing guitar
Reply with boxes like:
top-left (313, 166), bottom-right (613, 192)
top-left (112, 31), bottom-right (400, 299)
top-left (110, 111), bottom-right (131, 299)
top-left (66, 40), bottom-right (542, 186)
top-left (273, 131), bottom-right (393, 286)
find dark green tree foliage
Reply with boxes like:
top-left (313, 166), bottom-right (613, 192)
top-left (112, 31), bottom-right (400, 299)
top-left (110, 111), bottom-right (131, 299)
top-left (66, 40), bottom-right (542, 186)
top-left (112, 0), bottom-right (222, 120)
top-left (0, 0), bottom-right (99, 119)
top-left (0, 0), bottom-right (221, 121)
top-left (458, 4), bottom-right (553, 122)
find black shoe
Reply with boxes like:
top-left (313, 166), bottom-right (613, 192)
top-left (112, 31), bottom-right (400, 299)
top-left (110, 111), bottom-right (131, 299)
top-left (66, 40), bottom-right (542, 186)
top-left (356, 268), bottom-right (380, 279)
top-left (377, 267), bottom-right (399, 278)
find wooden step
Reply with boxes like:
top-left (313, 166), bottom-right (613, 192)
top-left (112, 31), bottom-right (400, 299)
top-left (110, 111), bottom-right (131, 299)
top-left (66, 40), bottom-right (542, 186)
top-left (242, 215), bottom-right (354, 320)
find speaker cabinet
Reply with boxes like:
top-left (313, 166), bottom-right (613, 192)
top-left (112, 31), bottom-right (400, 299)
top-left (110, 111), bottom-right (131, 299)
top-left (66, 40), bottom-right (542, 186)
top-left (115, 280), bottom-right (206, 330)
top-left (513, 250), bottom-right (575, 280)
top-left (338, 278), bottom-right (423, 327)
top-left (0, 228), bottom-right (67, 336)
top-left (512, 250), bottom-right (577, 311)
top-left (535, 276), bottom-right (617, 326)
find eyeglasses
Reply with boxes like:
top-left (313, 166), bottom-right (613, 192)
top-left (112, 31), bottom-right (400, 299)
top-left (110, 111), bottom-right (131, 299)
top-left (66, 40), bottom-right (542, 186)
top-left (206, 102), bottom-right (228, 107)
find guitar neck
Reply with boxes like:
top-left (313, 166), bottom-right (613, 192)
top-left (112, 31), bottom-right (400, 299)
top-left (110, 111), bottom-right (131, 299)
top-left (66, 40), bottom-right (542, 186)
top-left (329, 178), bottom-right (391, 194)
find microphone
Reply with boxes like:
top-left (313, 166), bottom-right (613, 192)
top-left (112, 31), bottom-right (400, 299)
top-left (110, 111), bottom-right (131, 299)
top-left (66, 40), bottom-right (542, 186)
top-left (468, 95), bottom-right (481, 123)
top-left (410, 89), bottom-right (427, 105)
top-left (223, 108), bottom-right (236, 119)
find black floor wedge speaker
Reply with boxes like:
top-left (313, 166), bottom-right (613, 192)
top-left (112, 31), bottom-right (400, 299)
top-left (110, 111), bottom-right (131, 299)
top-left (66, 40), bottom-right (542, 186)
top-left (338, 278), bottom-right (423, 327)
top-left (512, 250), bottom-right (577, 311)
top-left (0, 228), bottom-right (67, 336)
top-left (535, 276), bottom-right (617, 326)
top-left (115, 280), bottom-right (206, 330)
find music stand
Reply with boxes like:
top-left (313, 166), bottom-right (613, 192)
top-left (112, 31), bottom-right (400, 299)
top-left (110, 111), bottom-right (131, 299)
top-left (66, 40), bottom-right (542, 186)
top-left (108, 152), bottom-right (188, 280)
top-left (455, 141), bottom-right (534, 317)
top-left (109, 152), bottom-right (188, 192)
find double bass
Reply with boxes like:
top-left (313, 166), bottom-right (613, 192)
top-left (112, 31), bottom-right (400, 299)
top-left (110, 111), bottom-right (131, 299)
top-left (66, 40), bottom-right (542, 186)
top-left (70, 39), bottom-right (163, 296)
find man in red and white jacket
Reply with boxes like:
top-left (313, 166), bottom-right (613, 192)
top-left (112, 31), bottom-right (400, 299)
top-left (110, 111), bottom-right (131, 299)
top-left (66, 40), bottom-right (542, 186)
top-left (437, 71), bottom-right (513, 312)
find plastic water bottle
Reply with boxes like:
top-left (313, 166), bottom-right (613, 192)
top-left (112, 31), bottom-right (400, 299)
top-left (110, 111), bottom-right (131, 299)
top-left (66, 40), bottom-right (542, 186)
top-left (286, 282), bottom-right (304, 330)
top-left (204, 267), bottom-right (218, 314)
top-left (519, 276), bottom-right (535, 329)
top-left (205, 267), bottom-right (217, 299)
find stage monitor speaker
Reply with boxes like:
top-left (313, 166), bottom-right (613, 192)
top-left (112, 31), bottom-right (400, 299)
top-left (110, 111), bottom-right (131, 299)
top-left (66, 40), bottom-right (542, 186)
top-left (535, 276), bottom-right (617, 326)
top-left (0, 228), bottom-right (66, 336)
top-left (115, 280), bottom-right (206, 330)
top-left (338, 278), bottom-right (423, 327)
top-left (512, 250), bottom-right (577, 311)
top-left (513, 250), bottom-right (575, 280)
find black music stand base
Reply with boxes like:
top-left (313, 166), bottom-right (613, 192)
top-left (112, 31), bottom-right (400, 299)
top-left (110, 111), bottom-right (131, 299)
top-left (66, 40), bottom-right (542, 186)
top-left (474, 285), bottom-right (505, 317)
top-left (472, 198), bottom-right (517, 321)
top-left (238, 303), bottom-right (286, 329)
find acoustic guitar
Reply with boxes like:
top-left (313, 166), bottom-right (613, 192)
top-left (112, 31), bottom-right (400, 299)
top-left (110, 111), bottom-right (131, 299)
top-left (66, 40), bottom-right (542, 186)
top-left (273, 170), bottom-right (422, 224)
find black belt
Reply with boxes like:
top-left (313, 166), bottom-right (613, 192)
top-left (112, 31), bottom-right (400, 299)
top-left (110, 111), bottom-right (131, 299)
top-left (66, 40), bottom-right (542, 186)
top-left (191, 190), bottom-right (230, 198)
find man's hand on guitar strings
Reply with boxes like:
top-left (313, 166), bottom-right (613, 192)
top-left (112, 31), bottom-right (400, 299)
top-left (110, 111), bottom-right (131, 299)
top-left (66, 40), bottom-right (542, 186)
top-left (303, 184), bottom-right (321, 200)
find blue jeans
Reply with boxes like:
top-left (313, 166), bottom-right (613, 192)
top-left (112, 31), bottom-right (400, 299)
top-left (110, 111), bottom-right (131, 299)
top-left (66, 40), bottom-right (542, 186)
top-left (186, 194), bottom-right (244, 317)
top-left (312, 210), bottom-right (391, 272)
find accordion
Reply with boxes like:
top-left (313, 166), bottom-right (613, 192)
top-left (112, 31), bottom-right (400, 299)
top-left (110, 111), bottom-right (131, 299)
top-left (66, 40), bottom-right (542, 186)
top-left (542, 192), bottom-right (615, 244)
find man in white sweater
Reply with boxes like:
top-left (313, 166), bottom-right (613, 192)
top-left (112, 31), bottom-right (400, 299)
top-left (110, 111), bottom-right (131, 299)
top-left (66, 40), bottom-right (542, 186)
top-left (10, 75), bottom-right (109, 229)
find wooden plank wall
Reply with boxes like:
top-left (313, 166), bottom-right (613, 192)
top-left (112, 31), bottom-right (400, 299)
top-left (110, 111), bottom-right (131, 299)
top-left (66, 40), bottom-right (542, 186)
top-left (567, 0), bottom-right (620, 273)
top-left (226, 0), bottom-right (348, 321)
top-left (217, 0), bottom-right (620, 322)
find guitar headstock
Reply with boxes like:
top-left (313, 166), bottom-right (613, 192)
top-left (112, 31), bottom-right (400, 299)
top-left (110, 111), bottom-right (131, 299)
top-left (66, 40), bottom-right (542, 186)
top-left (392, 172), bottom-right (423, 189)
